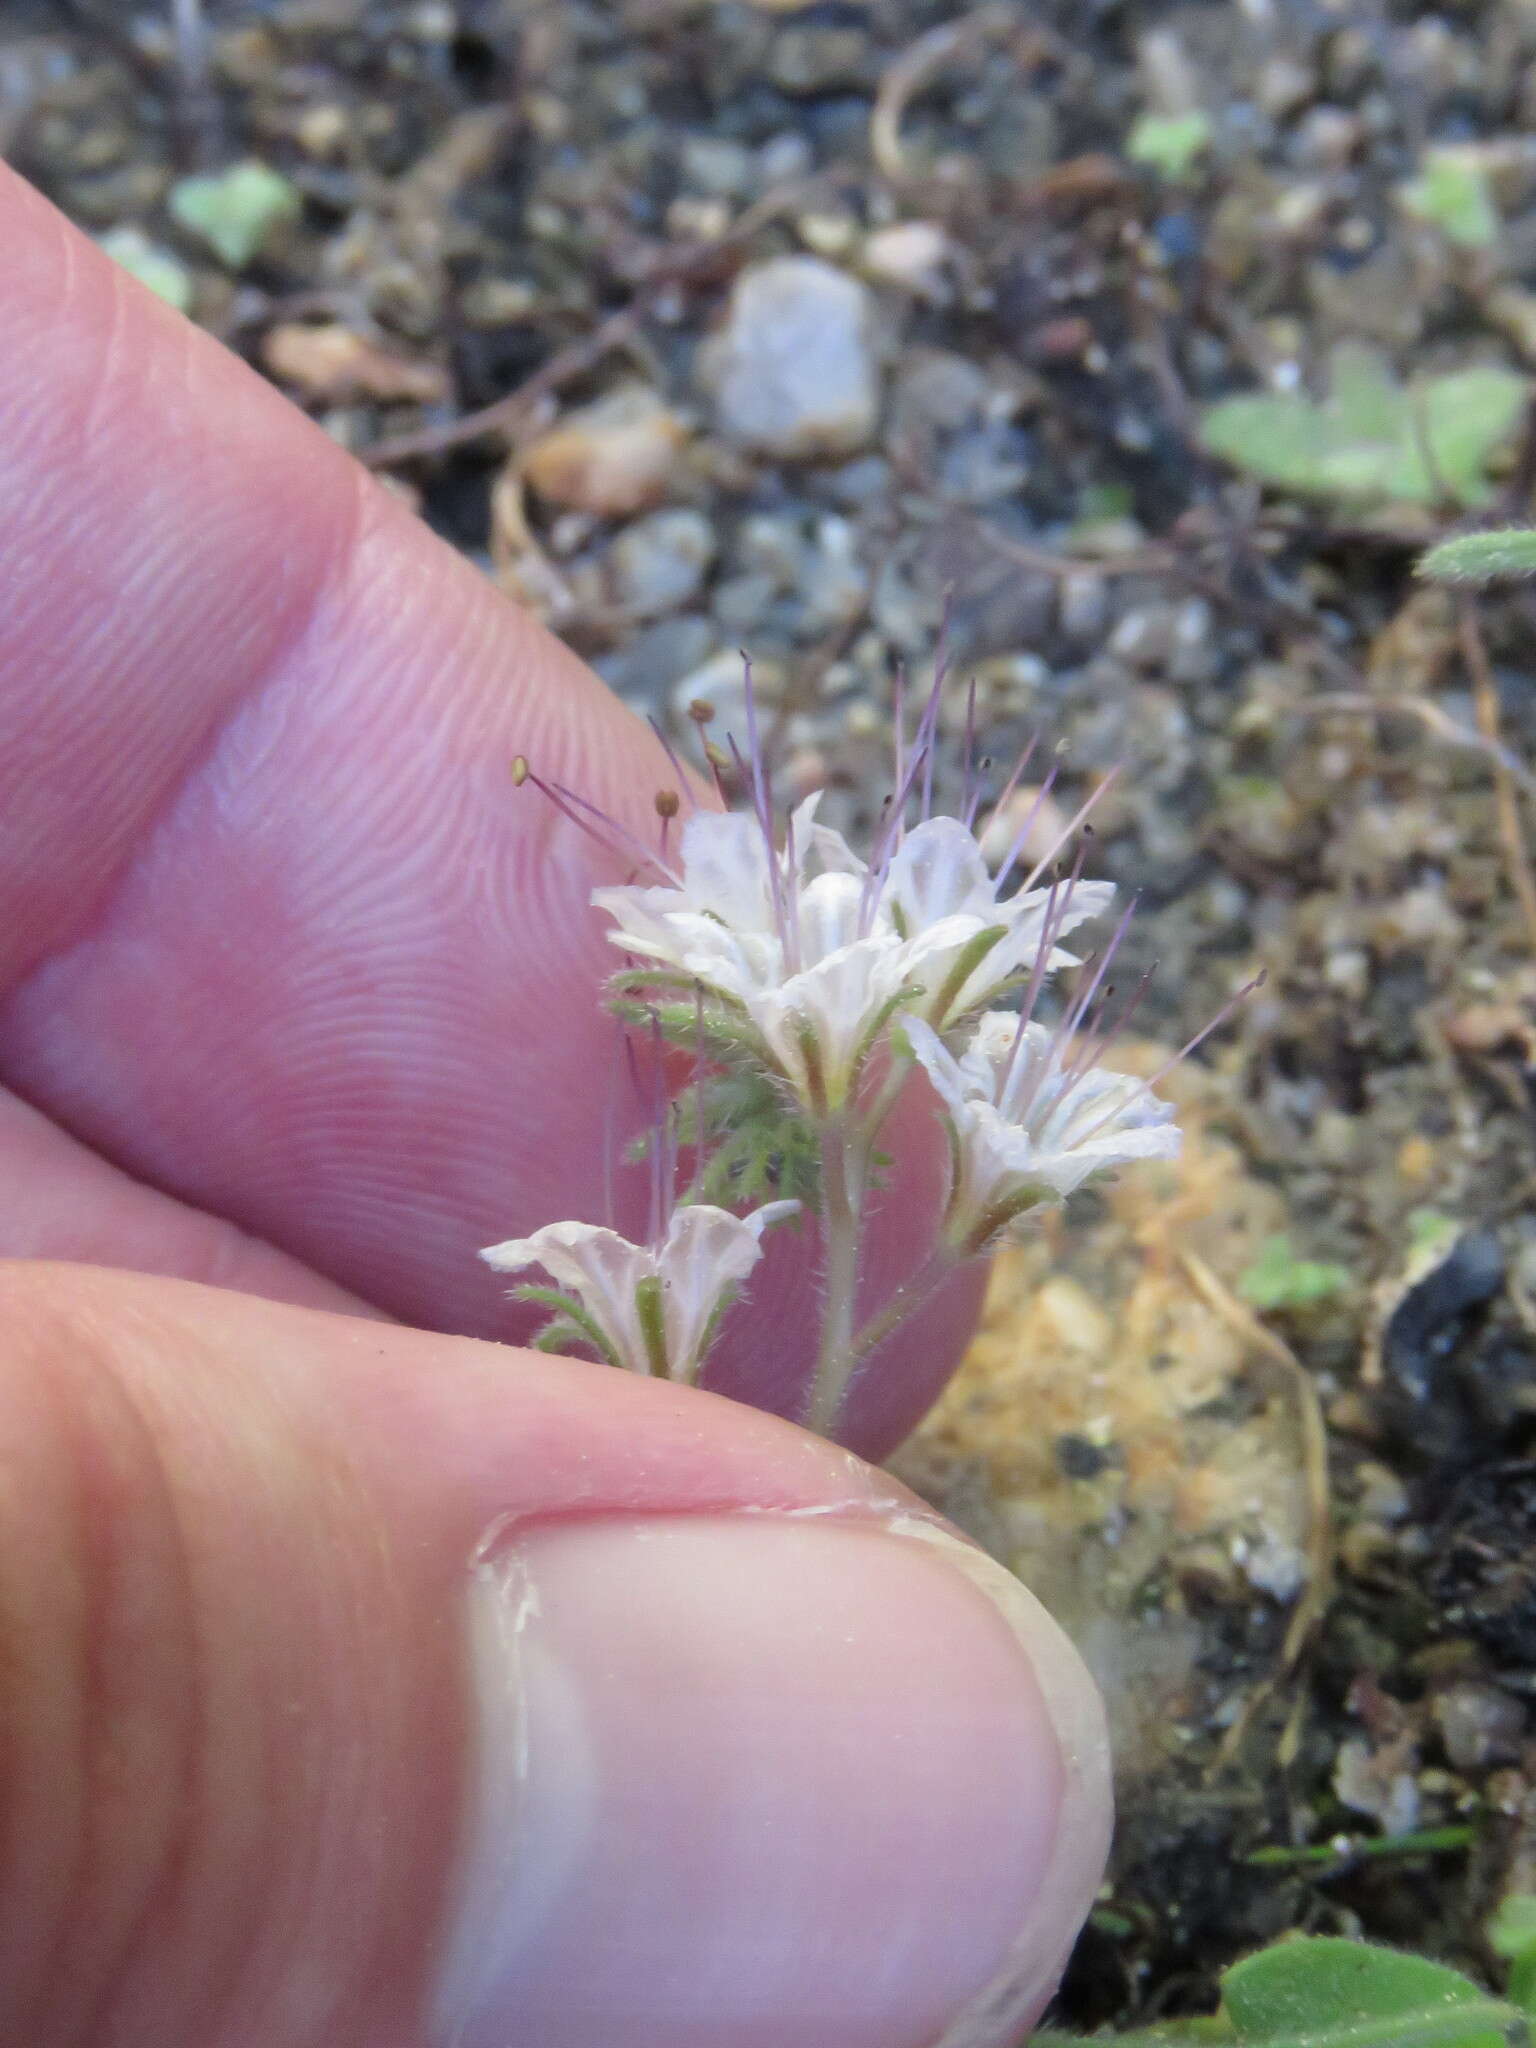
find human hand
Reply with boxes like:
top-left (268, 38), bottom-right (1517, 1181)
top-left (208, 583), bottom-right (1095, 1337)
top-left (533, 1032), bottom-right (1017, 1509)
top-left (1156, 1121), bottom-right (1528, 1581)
top-left (0, 164), bottom-right (1111, 2047)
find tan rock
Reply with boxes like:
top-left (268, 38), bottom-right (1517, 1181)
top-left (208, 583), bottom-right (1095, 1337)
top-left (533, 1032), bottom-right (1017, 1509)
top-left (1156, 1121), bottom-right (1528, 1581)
top-left (261, 322), bottom-right (450, 404)
top-left (521, 385), bottom-right (688, 517)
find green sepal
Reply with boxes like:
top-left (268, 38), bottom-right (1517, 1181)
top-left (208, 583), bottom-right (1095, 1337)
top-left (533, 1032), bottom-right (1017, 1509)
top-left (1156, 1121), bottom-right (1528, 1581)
top-left (511, 1284), bottom-right (624, 1371)
top-left (927, 924), bottom-right (1008, 1030)
top-left (633, 1274), bottom-right (671, 1378)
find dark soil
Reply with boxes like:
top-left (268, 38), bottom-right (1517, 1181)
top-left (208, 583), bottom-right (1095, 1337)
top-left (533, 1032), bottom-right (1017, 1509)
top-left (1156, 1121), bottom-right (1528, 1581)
top-left (7, 0), bottom-right (1536, 2028)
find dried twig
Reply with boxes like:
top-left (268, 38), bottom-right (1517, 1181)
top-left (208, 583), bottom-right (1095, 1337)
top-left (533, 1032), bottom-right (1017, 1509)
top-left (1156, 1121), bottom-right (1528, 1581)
top-left (1174, 1248), bottom-right (1333, 1766)
top-left (869, 4), bottom-right (1015, 182)
top-left (359, 177), bottom-right (825, 468)
top-left (1297, 690), bottom-right (1536, 797)
top-left (1458, 598), bottom-right (1536, 960)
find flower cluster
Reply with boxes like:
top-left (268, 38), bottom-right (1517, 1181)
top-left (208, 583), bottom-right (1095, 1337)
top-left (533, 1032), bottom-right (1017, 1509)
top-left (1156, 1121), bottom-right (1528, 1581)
top-left (488, 658), bottom-right (1236, 1434)
top-left (592, 797), bottom-right (1114, 1115)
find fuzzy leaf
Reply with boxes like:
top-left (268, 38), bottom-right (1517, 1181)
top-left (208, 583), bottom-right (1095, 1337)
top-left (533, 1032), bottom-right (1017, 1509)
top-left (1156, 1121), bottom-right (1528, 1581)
top-left (675, 1067), bottom-right (822, 1209)
top-left (96, 226), bottom-right (194, 311)
top-left (1127, 110), bottom-right (1213, 180)
top-left (1202, 345), bottom-right (1527, 510)
top-left (1401, 148), bottom-right (1500, 251)
top-left (1239, 1235), bottom-right (1349, 1311)
top-left (1488, 1897), bottom-right (1536, 2016)
top-left (1418, 529), bottom-right (1536, 584)
top-left (169, 160), bottom-right (301, 268)
top-left (1221, 1938), bottom-right (1512, 2048)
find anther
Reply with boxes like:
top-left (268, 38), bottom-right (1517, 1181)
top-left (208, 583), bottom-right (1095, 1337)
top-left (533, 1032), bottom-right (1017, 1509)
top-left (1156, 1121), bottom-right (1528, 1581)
top-left (654, 788), bottom-right (681, 820)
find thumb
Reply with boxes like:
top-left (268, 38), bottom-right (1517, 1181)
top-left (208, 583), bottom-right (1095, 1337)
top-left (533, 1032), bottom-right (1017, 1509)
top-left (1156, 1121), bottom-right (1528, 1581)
top-left (1, 1260), bottom-right (1110, 2048)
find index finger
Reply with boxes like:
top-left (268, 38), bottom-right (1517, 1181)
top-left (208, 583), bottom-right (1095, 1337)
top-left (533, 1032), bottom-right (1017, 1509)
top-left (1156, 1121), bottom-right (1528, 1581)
top-left (0, 168), bottom-right (977, 1456)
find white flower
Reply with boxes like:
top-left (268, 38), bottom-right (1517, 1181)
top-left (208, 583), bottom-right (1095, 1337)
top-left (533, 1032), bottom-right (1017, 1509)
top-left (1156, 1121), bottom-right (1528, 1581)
top-left (481, 1200), bottom-right (798, 1384)
top-left (595, 801), bottom-right (916, 1111)
top-left (873, 818), bottom-right (1116, 1029)
top-left (905, 1011), bottom-right (1180, 1249)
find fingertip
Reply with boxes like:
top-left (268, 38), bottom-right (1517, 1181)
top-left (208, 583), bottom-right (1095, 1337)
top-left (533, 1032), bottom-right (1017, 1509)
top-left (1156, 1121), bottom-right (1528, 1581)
top-left (432, 1511), bottom-right (1108, 2048)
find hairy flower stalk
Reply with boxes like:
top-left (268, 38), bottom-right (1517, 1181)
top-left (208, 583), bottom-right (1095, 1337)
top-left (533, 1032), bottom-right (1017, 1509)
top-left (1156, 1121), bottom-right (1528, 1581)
top-left (490, 652), bottom-right (1244, 1440)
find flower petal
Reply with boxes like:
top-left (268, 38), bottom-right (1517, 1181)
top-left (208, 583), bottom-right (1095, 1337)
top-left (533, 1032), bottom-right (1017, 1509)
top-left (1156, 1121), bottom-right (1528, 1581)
top-left (679, 810), bottom-right (780, 931)
top-left (793, 870), bottom-right (867, 967)
top-left (481, 1220), bottom-right (656, 1372)
top-left (902, 1016), bottom-right (973, 1121)
top-left (753, 935), bottom-right (912, 1104)
top-left (883, 818), bottom-right (995, 930)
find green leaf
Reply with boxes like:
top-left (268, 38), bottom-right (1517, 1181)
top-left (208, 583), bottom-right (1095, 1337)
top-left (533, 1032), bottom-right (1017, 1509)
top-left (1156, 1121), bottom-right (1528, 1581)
top-left (1407, 1206), bottom-right (1462, 1259)
top-left (95, 226), bottom-right (194, 311)
top-left (1488, 1898), bottom-right (1536, 2016)
top-left (1238, 1235), bottom-right (1350, 1311)
top-left (168, 160), bottom-right (301, 268)
top-left (1202, 344), bottom-right (1527, 510)
top-left (1418, 530), bottom-right (1536, 584)
top-left (673, 1067), bottom-right (822, 1209)
top-left (1127, 110), bottom-right (1213, 179)
top-left (1402, 148), bottom-right (1501, 251)
top-left (1221, 1938), bottom-right (1515, 2048)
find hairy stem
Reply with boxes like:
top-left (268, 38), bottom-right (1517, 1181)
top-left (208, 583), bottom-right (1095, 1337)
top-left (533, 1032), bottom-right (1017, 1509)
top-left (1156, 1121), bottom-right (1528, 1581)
top-left (843, 1246), bottom-right (958, 1370)
top-left (807, 1119), bottom-right (864, 1435)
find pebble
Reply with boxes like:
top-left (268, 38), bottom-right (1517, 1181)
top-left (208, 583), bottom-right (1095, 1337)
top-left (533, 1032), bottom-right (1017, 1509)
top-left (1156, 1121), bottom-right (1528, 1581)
top-left (768, 25), bottom-right (867, 95)
top-left (1057, 568), bottom-right (1109, 645)
top-left (679, 133), bottom-right (754, 197)
top-left (608, 508), bottom-right (715, 618)
top-left (800, 515), bottom-right (866, 632)
top-left (862, 220), bottom-right (953, 303)
top-left (979, 785), bottom-right (1072, 869)
top-left (522, 385), bottom-right (688, 517)
top-left (261, 322), bottom-right (450, 403)
top-left (669, 648), bottom-right (785, 738)
top-left (1106, 598), bottom-right (1217, 685)
top-left (1256, 55), bottom-right (1315, 120)
top-left (700, 256), bottom-right (880, 461)
top-left (595, 615), bottom-right (716, 711)
top-left (1432, 1683), bottom-right (1526, 1771)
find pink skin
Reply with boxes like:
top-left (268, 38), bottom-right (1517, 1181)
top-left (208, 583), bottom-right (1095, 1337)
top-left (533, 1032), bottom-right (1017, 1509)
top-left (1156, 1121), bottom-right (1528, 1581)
top-left (0, 167), bottom-right (1115, 2048)
top-left (0, 164), bottom-right (980, 1458)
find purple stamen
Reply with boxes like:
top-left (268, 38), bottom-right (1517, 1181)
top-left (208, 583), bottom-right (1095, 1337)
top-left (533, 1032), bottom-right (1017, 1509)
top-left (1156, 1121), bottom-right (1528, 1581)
top-left (1000, 868), bottom-right (1075, 1098)
top-left (781, 801), bottom-right (803, 976)
top-left (740, 654), bottom-right (775, 840)
top-left (648, 1011), bottom-right (670, 1245)
top-left (914, 631), bottom-right (950, 829)
top-left (1060, 897), bottom-right (1138, 1047)
top-left (1002, 855), bottom-right (1098, 1117)
top-left (862, 656), bottom-right (950, 927)
top-left (727, 729), bottom-right (792, 955)
top-left (1015, 766), bottom-right (1122, 897)
top-left (891, 665), bottom-right (907, 818)
top-left (994, 759), bottom-right (1060, 888)
top-left (1061, 965), bottom-right (1157, 1112)
top-left (1142, 971), bottom-right (1267, 1095)
top-left (602, 1014), bottom-right (625, 1229)
top-left (520, 765), bottom-right (683, 886)
top-left (979, 731), bottom-right (1042, 843)
top-left (647, 716), bottom-right (702, 815)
